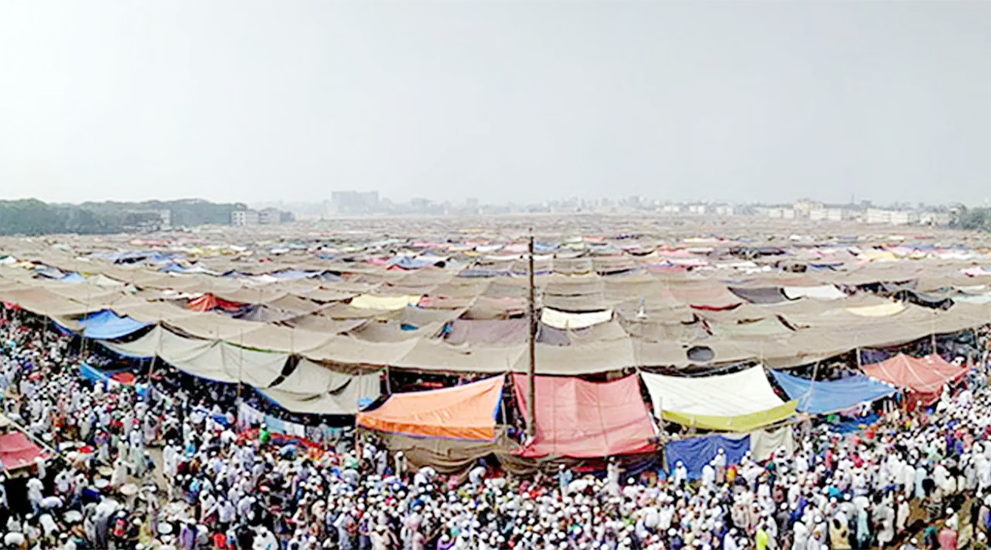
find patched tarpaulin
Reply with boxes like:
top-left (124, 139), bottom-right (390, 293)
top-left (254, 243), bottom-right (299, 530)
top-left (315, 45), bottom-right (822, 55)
top-left (511, 373), bottom-right (657, 458)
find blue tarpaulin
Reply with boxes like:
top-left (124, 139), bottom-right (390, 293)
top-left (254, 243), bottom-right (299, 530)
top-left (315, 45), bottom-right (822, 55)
top-left (80, 310), bottom-right (151, 340)
top-left (79, 363), bottom-right (147, 398)
top-left (770, 371), bottom-right (895, 415)
top-left (665, 435), bottom-right (750, 479)
top-left (60, 273), bottom-right (86, 283)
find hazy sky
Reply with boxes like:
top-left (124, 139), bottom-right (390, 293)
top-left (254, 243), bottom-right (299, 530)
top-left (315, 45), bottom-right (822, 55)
top-left (2, 1), bottom-right (991, 206)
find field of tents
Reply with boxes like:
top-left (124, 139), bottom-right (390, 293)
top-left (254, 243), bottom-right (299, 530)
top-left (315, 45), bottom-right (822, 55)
top-left (1, 222), bottom-right (990, 470)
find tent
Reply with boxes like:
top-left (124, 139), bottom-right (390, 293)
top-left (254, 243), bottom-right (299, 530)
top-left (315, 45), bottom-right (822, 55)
top-left (510, 373), bottom-right (657, 458)
top-left (640, 368), bottom-right (798, 432)
top-left (356, 376), bottom-right (504, 441)
top-left (79, 310), bottom-right (151, 340)
top-left (0, 433), bottom-right (45, 472)
top-left (769, 370), bottom-right (896, 414)
top-left (861, 353), bottom-right (968, 395)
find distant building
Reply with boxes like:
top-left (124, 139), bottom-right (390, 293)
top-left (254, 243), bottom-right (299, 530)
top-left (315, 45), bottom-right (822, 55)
top-left (866, 209), bottom-right (892, 224)
top-left (331, 191), bottom-right (379, 214)
top-left (889, 211), bottom-right (919, 226)
top-left (231, 209), bottom-right (259, 226)
top-left (687, 204), bottom-right (706, 215)
top-left (763, 207), bottom-right (795, 220)
top-left (258, 208), bottom-right (281, 225)
top-left (920, 212), bottom-right (952, 226)
top-left (793, 200), bottom-right (823, 218)
top-left (827, 209), bottom-right (848, 222)
top-left (661, 205), bottom-right (681, 214)
top-left (715, 205), bottom-right (734, 216)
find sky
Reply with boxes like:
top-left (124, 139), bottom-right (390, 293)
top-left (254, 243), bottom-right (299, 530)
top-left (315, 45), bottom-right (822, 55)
top-left (2, 1), bottom-right (991, 206)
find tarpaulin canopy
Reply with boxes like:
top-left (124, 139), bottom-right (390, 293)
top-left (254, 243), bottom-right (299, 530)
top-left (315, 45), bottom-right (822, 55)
top-left (511, 373), bottom-right (657, 458)
top-left (727, 287), bottom-right (789, 305)
top-left (540, 308), bottom-right (613, 330)
top-left (782, 285), bottom-right (846, 301)
top-left (187, 294), bottom-right (245, 313)
top-left (861, 353), bottom-right (968, 394)
top-left (640, 368), bottom-right (797, 432)
top-left (259, 360), bottom-right (381, 415)
top-left (79, 309), bottom-right (151, 340)
top-left (770, 370), bottom-right (896, 414)
top-left (0, 433), bottom-right (45, 471)
top-left (356, 376), bottom-right (504, 440)
top-left (665, 435), bottom-right (749, 479)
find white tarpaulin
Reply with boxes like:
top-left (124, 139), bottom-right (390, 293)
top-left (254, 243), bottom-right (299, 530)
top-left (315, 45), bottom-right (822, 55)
top-left (640, 367), bottom-right (785, 418)
top-left (540, 308), bottom-right (613, 330)
top-left (349, 294), bottom-right (421, 310)
top-left (782, 285), bottom-right (846, 301)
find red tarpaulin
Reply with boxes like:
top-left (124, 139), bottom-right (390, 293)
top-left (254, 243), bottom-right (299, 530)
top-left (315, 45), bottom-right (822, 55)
top-left (511, 373), bottom-right (657, 458)
top-left (187, 294), bottom-right (245, 313)
top-left (0, 433), bottom-right (44, 471)
top-left (862, 353), bottom-right (968, 395)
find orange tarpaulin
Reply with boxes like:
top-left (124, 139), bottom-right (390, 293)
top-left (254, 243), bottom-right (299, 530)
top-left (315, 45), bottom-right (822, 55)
top-left (512, 373), bottom-right (657, 458)
top-left (862, 353), bottom-right (968, 395)
top-left (356, 376), bottom-right (504, 441)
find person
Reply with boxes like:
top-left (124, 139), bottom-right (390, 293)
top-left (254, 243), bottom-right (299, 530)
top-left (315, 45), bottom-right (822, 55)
top-left (939, 522), bottom-right (959, 550)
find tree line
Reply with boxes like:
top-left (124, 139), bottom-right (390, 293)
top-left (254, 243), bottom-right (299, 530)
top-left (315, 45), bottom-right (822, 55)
top-left (0, 199), bottom-right (241, 235)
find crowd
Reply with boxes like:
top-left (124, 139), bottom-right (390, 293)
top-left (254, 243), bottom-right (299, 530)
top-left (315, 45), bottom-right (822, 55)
top-left (0, 311), bottom-right (988, 550)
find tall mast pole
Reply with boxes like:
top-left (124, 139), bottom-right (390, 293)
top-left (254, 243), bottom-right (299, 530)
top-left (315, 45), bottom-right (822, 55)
top-left (527, 230), bottom-right (537, 438)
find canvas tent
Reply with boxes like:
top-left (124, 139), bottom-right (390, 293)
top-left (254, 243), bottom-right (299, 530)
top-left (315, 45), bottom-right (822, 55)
top-left (769, 370), bottom-right (896, 414)
top-left (356, 376), bottom-right (504, 440)
top-left (640, 367), bottom-right (797, 432)
top-left (510, 373), bottom-right (657, 458)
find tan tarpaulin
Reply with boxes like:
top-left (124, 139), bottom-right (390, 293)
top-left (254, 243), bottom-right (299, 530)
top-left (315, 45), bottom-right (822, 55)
top-left (261, 361), bottom-right (381, 414)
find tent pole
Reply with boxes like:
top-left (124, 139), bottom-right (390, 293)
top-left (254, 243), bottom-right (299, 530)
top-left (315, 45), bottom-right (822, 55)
top-left (527, 231), bottom-right (537, 439)
top-left (931, 311), bottom-right (937, 355)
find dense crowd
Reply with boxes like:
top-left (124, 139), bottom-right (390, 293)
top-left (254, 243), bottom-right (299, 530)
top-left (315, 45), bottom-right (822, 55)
top-left (0, 312), bottom-right (988, 550)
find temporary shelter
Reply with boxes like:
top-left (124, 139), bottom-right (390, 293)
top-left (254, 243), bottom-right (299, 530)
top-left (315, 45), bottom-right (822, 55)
top-left (511, 373), bottom-right (657, 458)
top-left (769, 371), bottom-right (896, 414)
top-left (356, 376), bottom-right (504, 441)
top-left (640, 367), bottom-right (798, 432)
top-left (861, 353), bottom-right (968, 395)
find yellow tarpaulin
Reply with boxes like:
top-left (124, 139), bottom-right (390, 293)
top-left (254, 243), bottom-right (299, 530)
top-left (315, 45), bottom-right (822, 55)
top-left (662, 400), bottom-right (798, 433)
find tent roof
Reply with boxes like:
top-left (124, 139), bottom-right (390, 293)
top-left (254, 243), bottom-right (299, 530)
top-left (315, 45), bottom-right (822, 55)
top-left (80, 310), bottom-right (151, 340)
top-left (861, 353), bottom-right (967, 394)
top-left (511, 373), bottom-right (657, 458)
top-left (0, 432), bottom-right (45, 471)
top-left (356, 376), bottom-right (504, 440)
top-left (640, 367), bottom-right (795, 431)
top-left (770, 370), bottom-right (896, 414)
